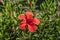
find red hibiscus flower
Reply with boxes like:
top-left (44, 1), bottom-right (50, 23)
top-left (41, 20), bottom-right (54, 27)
top-left (18, 11), bottom-right (40, 32)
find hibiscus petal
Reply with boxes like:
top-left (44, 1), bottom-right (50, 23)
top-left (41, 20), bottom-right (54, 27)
top-left (18, 14), bottom-right (26, 20)
top-left (28, 24), bottom-right (37, 32)
top-left (33, 17), bottom-right (40, 25)
top-left (19, 21), bottom-right (26, 30)
top-left (26, 11), bottom-right (34, 19)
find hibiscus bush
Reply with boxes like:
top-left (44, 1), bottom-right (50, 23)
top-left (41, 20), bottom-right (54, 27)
top-left (0, 0), bottom-right (60, 40)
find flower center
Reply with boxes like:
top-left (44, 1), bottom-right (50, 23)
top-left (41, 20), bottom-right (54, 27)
top-left (26, 19), bottom-right (33, 24)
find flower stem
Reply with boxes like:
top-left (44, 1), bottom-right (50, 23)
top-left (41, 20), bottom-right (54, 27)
top-left (29, 32), bottom-right (31, 40)
top-left (22, 31), bottom-right (25, 40)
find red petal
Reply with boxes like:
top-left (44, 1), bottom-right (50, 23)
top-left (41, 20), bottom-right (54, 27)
top-left (28, 24), bottom-right (37, 32)
top-left (26, 11), bottom-right (34, 19)
top-left (0, 0), bottom-right (2, 2)
top-left (19, 21), bottom-right (26, 30)
top-left (18, 14), bottom-right (26, 20)
top-left (33, 17), bottom-right (40, 25)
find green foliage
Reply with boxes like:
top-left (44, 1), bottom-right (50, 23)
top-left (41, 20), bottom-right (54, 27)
top-left (0, 0), bottom-right (60, 40)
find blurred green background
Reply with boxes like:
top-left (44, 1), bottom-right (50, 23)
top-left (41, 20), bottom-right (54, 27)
top-left (0, 0), bottom-right (60, 40)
